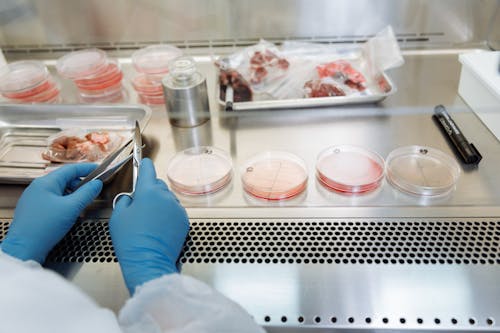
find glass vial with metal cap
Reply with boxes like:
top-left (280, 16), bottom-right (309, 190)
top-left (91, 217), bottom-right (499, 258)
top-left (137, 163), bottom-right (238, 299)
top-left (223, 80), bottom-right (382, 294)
top-left (162, 56), bottom-right (210, 127)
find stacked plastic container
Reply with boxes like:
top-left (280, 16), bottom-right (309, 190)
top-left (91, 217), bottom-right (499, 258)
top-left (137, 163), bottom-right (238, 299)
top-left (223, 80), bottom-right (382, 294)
top-left (0, 60), bottom-right (61, 103)
top-left (56, 48), bottom-right (125, 103)
top-left (131, 45), bottom-right (182, 105)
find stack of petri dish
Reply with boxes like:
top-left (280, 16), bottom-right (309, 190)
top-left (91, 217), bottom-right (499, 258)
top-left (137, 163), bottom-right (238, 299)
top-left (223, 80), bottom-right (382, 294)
top-left (167, 146), bottom-right (233, 195)
top-left (241, 151), bottom-right (308, 200)
top-left (131, 45), bottom-right (182, 105)
top-left (0, 61), bottom-right (61, 103)
top-left (385, 145), bottom-right (461, 196)
top-left (56, 49), bottom-right (125, 103)
top-left (316, 145), bottom-right (385, 194)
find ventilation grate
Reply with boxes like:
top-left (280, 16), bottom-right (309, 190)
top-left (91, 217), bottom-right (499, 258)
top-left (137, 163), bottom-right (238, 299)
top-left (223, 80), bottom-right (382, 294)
top-left (0, 218), bottom-right (499, 264)
top-left (0, 32), bottom-right (444, 55)
top-left (259, 314), bottom-right (496, 328)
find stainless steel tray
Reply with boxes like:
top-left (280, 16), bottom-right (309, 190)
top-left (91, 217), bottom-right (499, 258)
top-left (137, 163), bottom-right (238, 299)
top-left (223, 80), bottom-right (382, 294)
top-left (217, 72), bottom-right (396, 111)
top-left (0, 103), bottom-right (152, 184)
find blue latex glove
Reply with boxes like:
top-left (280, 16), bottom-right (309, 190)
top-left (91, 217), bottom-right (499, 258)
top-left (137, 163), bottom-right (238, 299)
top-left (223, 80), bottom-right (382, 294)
top-left (109, 158), bottom-right (189, 295)
top-left (1, 164), bottom-right (103, 263)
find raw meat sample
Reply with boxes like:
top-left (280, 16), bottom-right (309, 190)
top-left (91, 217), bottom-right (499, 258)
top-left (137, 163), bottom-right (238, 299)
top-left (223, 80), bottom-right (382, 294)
top-left (219, 69), bottom-right (253, 102)
top-left (42, 131), bottom-right (122, 163)
top-left (316, 60), bottom-right (366, 91)
top-left (249, 50), bottom-right (289, 84)
top-left (304, 79), bottom-right (346, 98)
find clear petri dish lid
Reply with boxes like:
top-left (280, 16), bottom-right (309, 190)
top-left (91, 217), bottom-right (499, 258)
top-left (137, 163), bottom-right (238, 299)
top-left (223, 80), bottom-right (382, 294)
top-left (0, 61), bottom-right (49, 93)
top-left (56, 48), bottom-right (108, 79)
top-left (167, 146), bottom-right (233, 195)
top-left (132, 45), bottom-right (183, 74)
top-left (386, 145), bottom-right (461, 196)
top-left (241, 151), bottom-right (308, 200)
top-left (316, 145), bottom-right (384, 193)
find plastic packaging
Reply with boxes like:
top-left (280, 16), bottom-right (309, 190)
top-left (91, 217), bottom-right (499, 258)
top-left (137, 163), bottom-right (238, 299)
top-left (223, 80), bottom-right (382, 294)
top-left (222, 40), bottom-right (290, 92)
top-left (316, 145), bottom-right (384, 193)
top-left (386, 146), bottom-right (460, 196)
top-left (217, 26), bottom-right (403, 106)
top-left (241, 151), bottom-right (308, 200)
top-left (42, 129), bottom-right (125, 163)
top-left (167, 146), bottom-right (233, 195)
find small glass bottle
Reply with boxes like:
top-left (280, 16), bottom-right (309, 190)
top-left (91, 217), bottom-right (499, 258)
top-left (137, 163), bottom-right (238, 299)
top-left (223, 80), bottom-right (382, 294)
top-left (162, 56), bottom-right (210, 127)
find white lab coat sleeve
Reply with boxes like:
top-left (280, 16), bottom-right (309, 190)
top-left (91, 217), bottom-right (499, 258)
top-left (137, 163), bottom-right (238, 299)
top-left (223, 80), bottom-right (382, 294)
top-left (0, 249), bottom-right (122, 333)
top-left (0, 249), bottom-right (265, 333)
top-left (118, 274), bottom-right (266, 333)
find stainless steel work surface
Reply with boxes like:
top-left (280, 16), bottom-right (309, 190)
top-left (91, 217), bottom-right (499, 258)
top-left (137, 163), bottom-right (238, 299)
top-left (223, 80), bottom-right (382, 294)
top-left (1, 49), bottom-right (500, 332)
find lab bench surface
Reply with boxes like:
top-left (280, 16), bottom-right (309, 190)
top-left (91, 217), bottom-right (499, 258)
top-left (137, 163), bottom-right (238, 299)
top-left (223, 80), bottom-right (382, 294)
top-left (1, 48), bottom-right (500, 332)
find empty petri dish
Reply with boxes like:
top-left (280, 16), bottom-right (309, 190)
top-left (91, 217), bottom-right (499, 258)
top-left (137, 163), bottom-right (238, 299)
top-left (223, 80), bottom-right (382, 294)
top-left (132, 45), bottom-right (183, 75)
top-left (56, 48), bottom-right (108, 79)
top-left (241, 151), bottom-right (308, 200)
top-left (0, 61), bottom-right (49, 94)
top-left (167, 146), bottom-right (233, 195)
top-left (386, 146), bottom-right (460, 196)
top-left (316, 145), bottom-right (384, 193)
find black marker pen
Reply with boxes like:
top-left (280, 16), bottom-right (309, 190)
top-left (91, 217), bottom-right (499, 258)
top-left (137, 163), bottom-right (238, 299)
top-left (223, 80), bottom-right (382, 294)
top-left (433, 105), bottom-right (482, 164)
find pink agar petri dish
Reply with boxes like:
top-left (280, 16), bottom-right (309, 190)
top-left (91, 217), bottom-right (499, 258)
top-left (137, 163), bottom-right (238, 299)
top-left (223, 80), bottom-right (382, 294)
top-left (316, 145), bottom-right (384, 193)
top-left (56, 48), bottom-right (108, 79)
top-left (74, 60), bottom-right (122, 89)
top-left (131, 73), bottom-right (164, 94)
top-left (167, 146), bottom-right (233, 195)
top-left (0, 61), bottom-right (50, 95)
top-left (386, 145), bottom-right (460, 196)
top-left (22, 82), bottom-right (61, 103)
top-left (132, 45), bottom-right (183, 75)
top-left (138, 93), bottom-right (165, 105)
top-left (241, 151), bottom-right (308, 200)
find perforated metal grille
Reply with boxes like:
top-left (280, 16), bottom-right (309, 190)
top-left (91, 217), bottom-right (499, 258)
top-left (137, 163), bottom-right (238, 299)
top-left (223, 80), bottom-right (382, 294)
top-left (181, 219), bottom-right (500, 265)
top-left (0, 218), bottom-right (499, 264)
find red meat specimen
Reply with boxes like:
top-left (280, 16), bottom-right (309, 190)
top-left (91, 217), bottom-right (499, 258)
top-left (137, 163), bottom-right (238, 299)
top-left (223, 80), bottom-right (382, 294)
top-left (248, 50), bottom-right (289, 84)
top-left (316, 60), bottom-right (366, 91)
top-left (250, 66), bottom-right (268, 85)
top-left (219, 69), bottom-right (252, 102)
top-left (42, 131), bottom-right (114, 162)
top-left (304, 80), bottom-right (346, 98)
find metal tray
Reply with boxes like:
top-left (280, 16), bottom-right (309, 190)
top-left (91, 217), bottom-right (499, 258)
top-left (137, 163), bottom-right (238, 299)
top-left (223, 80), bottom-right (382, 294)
top-left (0, 103), bottom-right (151, 184)
top-left (217, 72), bottom-right (396, 110)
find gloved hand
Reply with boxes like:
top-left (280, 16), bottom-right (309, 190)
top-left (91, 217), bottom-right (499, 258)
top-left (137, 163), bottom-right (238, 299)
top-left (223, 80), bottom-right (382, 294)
top-left (109, 158), bottom-right (190, 295)
top-left (1, 164), bottom-right (103, 263)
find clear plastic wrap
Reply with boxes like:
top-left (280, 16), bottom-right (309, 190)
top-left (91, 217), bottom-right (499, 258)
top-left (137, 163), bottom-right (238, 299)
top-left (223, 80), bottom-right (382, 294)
top-left (42, 129), bottom-right (126, 163)
top-left (222, 40), bottom-right (290, 93)
top-left (217, 26), bottom-right (404, 108)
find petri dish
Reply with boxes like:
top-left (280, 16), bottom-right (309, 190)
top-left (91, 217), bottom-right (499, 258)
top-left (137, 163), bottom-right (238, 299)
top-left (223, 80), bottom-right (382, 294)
top-left (316, 145), bottom-right (384, 193)
top-left (21, 82), bottom-right (60, 103)
top-left (241, 151), bottom-right (308, 200)
top-left (79, 88), bottom-right (126, 103)
top-left (56, 48), bottom-right (108, 79)
top-left (132, 45), bottom-right (183, 75)
top-left (386, 145), bottom-right (460, 196)
top-left (0, 61), bottom-right (49, 94)
top-left (73, 60), bottom-right (122, 89)
top-left (131, 73), bottom-right (164, 94)
top-left (167, 146), bottom-right (233, 195)
top-left (138, 93), bottom-right (165, 105)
